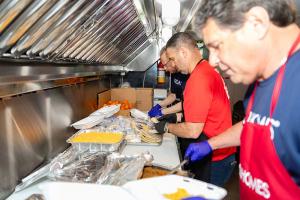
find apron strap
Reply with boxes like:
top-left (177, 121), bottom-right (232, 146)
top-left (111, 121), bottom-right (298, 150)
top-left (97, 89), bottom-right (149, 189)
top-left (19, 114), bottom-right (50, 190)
top-left (269, 33), bottom-right (300, 118)
top-left (245, 33), bottom-right (300, 121)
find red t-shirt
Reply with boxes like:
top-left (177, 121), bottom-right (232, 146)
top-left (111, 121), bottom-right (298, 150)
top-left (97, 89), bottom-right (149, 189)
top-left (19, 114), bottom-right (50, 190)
top-left (183, 60), bottom-right (236, 161)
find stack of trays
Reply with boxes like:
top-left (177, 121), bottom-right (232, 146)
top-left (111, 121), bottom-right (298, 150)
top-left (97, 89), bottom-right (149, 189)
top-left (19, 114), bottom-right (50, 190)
top-left (71, 105), bottom-right (120, 129)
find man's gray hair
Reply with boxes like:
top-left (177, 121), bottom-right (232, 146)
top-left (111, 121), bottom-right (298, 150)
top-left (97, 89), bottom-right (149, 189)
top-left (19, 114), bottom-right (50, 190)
top-left (193, 0), bottom-right (296, 33)
top-left (160, 46), bottom-right (166, 56)
top-left (166, 32), bottom-right (197, 50)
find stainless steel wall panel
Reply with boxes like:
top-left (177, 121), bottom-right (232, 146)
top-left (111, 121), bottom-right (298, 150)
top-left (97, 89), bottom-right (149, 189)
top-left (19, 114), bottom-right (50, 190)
top-left (0, 78), bottom-right (110, 199)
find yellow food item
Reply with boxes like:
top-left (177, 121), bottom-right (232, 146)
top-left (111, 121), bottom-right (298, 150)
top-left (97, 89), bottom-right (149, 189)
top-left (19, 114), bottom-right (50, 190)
top-left (163, 188), bottom-right (190, 200)
top-left (70, 132), bottom-right (123, 144)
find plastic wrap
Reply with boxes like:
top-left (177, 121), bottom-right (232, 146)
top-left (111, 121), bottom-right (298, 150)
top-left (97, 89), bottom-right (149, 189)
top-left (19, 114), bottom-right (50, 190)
top-left (49, 151), bottom-right (109, 183)
top-left (96, 116), bottom-right (142, 143)
top-left (49, 150), bottom-right (153, 185)
top-left (97, 152), bottom-right (153, 186)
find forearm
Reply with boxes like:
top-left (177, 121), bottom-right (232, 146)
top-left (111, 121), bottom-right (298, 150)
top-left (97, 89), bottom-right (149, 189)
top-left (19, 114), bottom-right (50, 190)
top-left (159, 93), bottom-right (176, 107)
top-left (208, 121), bottom-right (243, 150)
top-left (162, 102), bottom-right (182, 115)
top-left (168, 122), bottom-right (203, 139)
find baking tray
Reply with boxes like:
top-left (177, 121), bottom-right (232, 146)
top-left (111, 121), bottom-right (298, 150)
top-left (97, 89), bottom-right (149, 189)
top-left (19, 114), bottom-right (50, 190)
top-left (67, 129), bottom-right (125, 152)
top-left (126, 140), bottom-right (162, 146)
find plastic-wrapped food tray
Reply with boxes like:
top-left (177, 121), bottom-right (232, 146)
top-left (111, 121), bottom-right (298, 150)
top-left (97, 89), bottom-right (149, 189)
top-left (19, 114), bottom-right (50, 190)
top-left (67, 129), bottom-right (125, 152)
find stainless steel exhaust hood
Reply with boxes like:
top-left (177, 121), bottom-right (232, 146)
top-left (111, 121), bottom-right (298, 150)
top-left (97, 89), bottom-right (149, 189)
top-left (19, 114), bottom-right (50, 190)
top-left (0, 0), bottom-right (156, 67)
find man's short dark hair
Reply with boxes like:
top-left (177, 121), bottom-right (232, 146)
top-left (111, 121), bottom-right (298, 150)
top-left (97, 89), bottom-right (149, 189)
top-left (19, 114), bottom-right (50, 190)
top-left (193, 0), bottom-right (296, 32)
top-left (160, 46), bottom-right (166, 56)
top-left (166, 32), bottom-right (198, 50)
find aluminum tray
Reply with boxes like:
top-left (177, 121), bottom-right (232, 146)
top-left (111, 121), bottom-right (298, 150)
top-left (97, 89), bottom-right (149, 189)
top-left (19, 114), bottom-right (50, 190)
top-left (67, 129), bottom-right (125, 153)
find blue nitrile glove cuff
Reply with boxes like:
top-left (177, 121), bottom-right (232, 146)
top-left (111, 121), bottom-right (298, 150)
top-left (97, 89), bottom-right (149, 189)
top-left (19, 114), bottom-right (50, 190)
top-left (184, 140), bottom-right (212, 162)
top-left (182, 197), bottom-right (206, 200)
top-left (148, 104), bottom-right (163, 117)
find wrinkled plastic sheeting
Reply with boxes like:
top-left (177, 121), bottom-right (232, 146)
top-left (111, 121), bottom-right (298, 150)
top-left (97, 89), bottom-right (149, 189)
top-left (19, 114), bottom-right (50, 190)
top-left (49, 147), bottom-right (153, 185)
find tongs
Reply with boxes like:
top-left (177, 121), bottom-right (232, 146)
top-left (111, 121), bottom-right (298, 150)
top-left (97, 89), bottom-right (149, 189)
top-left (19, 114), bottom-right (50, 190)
top-left (169, 159), bottom-right (189, 174)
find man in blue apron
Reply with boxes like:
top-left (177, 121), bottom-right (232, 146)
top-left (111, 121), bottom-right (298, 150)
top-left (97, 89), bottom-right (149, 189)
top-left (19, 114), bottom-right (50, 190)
top-left (185, 0), bottom-right (300, 198)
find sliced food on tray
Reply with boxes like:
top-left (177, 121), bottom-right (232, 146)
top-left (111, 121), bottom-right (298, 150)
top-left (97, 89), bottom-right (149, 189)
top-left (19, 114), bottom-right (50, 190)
top-left (130, 117), bottom-right (162, 145)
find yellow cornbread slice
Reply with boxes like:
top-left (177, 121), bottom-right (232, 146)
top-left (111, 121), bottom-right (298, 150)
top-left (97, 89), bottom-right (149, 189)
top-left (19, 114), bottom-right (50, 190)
top-left (70, 132), bottom-right (123, 144)
top-left (163, 188), bottom-right (190, 200)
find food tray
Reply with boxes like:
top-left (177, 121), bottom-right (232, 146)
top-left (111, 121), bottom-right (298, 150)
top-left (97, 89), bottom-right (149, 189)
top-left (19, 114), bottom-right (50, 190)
top-left (126, 140), bottom-right (162, 146)
top-left (67, 129), bottom-right (125, 153)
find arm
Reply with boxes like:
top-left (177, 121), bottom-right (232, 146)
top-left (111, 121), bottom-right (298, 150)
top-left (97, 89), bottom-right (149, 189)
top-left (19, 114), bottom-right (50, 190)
top-left (159, 93), bottom-right (176, 107)
top-left (208, 121), bottom-right (243, 149)
top-left (167, 122), bottom-right (204, 138)
top-left (184, 121), bottom-right (243, 162)
top-left (161, 102), bottom-right (182, 115)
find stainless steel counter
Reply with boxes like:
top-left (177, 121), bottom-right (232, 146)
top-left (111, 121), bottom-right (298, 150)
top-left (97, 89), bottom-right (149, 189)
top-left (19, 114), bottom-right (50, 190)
top-left (7, 133), bottom-right (181, 200)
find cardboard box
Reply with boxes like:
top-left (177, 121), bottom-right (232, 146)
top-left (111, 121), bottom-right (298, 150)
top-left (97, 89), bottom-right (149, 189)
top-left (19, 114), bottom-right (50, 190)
top-left (98, 88), bottom-right (153, 116)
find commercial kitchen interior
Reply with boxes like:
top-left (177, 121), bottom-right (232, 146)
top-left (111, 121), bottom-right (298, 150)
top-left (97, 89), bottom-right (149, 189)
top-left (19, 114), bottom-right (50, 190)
top-left (0, 0), bottom-right (300, 199)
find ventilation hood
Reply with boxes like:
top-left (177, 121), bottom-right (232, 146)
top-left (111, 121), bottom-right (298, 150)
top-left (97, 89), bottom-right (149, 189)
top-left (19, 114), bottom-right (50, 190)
top-left (0, 0), bottom-right (157, 66)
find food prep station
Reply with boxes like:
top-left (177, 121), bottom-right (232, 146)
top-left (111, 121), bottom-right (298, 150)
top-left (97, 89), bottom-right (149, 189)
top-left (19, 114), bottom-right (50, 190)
top-left (5, 0), bottom-right (300, 199)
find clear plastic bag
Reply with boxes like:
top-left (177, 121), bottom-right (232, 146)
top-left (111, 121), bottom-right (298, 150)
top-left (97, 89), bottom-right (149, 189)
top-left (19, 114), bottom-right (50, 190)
top-left (49, 150), bottom-right (109, 183)
top-left (97, 152), bottom-right (153, 186)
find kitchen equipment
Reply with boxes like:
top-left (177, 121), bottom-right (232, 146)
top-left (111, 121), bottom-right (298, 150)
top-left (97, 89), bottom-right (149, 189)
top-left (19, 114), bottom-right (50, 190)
top-left (168, 159), bottom-right (189, 175)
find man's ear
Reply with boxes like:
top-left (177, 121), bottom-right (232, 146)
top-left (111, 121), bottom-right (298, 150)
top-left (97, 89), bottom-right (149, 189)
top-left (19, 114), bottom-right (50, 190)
top-left (179, 46), bottom-right (188, 59)
top-left (244, 6), bottom-right (270, 40)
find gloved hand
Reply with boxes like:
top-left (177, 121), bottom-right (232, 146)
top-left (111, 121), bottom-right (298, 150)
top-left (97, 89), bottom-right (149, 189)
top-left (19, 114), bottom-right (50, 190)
top-left (182, 197), bottom-right (206, 200)
top-left (184, 140), bottom-right (212, 162)
top-left (154, 120), bottom-right (168, 135)
top-left (148, 104), bottom-right (163, 118)
top-left (158, 113), bottom-right (177, 123)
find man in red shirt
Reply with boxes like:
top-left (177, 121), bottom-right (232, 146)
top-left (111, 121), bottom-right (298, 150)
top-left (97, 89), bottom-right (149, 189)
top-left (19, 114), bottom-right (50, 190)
top-left (155, 32), bottom-right (236, 186)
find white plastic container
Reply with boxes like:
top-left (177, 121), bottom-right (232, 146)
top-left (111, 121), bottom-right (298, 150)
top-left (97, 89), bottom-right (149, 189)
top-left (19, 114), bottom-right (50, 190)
top-left (123, 175), bottom-right (227, 200)
top-left (71, 115), bottom-right (104, 130)
top-left (130, 108), bottom-right (149, 121)
top-left (39, 182), bottom-right (136, 200)
top-left (91, 104), bottom-right (120, 118)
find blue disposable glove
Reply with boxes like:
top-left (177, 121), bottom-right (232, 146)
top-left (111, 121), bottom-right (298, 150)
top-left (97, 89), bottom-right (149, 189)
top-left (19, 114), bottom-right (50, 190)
top-left (148, 104), bottom-right (163, 117)
top-left (184, 141), bottom-right (212, 162)
top-left (182, 197), bottom-right (206, 200)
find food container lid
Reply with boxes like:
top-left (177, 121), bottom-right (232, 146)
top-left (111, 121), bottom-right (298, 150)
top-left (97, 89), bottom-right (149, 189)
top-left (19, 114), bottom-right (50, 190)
top-left (71, 115), bottom-right (104, 130)
top-left (91, 104), bottom-right (120, 118)
top-left (130, 108), bottom-right (149, 121)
